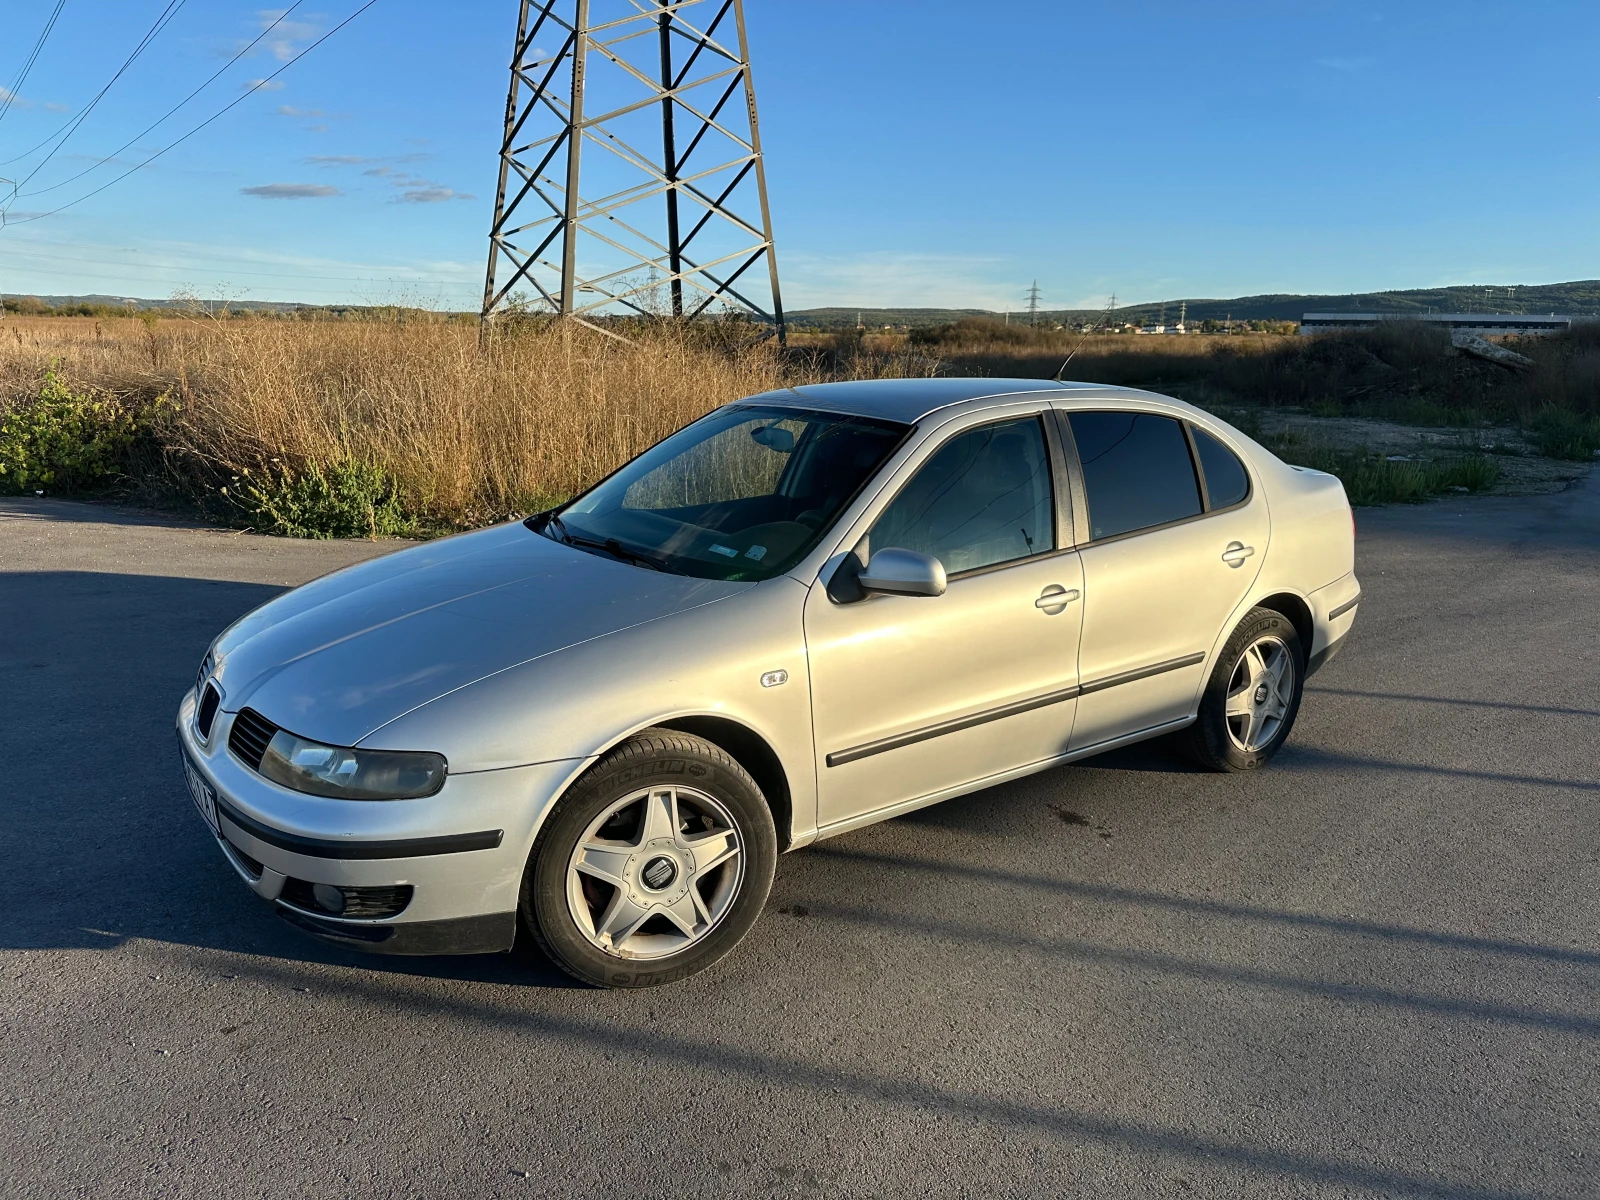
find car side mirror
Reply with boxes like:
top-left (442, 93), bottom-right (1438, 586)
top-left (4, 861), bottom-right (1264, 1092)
top-left (859, 547), bottom-right (947, 597)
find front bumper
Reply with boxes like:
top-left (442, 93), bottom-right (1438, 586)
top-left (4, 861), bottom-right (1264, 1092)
top-left (176, 692), bottom-right (585, 955)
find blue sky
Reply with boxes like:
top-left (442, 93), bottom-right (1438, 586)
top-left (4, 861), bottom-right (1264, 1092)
top-left (0, 1), bottom-right (1597, 312)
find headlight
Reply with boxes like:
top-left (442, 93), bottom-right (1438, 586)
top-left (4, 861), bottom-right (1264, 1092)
top-left (258, 731), bottom-right (447, 800)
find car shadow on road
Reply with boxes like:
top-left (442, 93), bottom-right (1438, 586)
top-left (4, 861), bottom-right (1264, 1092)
top-left (0, 569), bottom-right (582, 987)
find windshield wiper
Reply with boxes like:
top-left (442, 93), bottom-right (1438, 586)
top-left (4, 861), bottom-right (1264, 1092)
top-left (533, 510), bottom-right (675, 573)
top-left (561, 527), bottom-right (672, 573)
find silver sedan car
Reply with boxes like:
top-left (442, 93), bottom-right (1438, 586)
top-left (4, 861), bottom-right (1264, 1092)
top-left (177, 379), bottom-right (1359, 987)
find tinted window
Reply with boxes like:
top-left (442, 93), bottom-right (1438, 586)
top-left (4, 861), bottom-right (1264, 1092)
top-left (554, 405), bottom-right (906, 580)
top-left (1068, 411), bottom-right (1201, 540)
top-left (870, 417), bottom-right (1054, 574)
top-left (1192, 426), bottom-right (1250, 509)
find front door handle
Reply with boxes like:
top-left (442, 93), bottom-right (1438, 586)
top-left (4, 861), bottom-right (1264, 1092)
top-left (1035, 585), bottom-right (1080, 613)
top-left (1221, 541), bottom-right (1255, 568)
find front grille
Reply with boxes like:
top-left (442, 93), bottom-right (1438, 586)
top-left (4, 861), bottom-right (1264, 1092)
top-left (195, 683), bottom-right (221, 741)
top-left (280, 878), bottom-right (413, 920)
top-left (196, 652), bottom-right (213, 697)
top-left (228, 708), bottom-right (280, 771)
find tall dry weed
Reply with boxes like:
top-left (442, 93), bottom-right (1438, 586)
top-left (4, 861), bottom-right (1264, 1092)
top-left (0, 315), bottom-right (822, 527)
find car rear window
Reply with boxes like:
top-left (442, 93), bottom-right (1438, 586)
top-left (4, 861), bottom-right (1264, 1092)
top-left (1192, 426), bottom-right (1250, 509)
top-left (1067, 411), bottom-right (1202, 540)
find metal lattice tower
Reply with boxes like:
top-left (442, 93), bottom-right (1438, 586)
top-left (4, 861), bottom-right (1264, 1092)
top-left (481, 0), bottom-right (785, 340)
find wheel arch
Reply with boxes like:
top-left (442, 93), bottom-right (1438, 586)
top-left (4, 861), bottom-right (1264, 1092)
top-left (654, 715), bottom-right (795, 852)
top-left (1254, 590), bottom-right (1314, 660)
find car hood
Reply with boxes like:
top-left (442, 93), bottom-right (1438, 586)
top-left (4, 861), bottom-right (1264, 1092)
top-left (211, 521), bottom-right (751, 746)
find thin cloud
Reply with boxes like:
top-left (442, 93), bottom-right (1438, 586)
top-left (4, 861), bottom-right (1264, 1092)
top-left (240, 183), bottom-right (341, 199)
top-left (0, 85), bottom-right (65, 112)
top-left (251, 9), bottom-right (323, 62)
top-left (276, 105), bottom-right (325, 118)
top-left (245, 78), bottom-right (286, 91)
top-left (292, 153), bottom-right (464, 201)
top-left (398, 187), bottom-right (475, 203)
top-left (782, 251), bottom-right (1016, 310)
top-left (1317, 56), bottom-right (1374, 72)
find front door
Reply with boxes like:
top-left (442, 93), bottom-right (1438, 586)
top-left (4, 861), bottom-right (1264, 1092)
top-left (1061, 410), bottom-right (1269, 750)
top-left (806, 414), bottom-right (1085, 832)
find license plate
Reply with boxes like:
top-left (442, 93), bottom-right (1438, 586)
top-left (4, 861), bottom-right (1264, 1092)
top-left (183, 751), bottom-right (221, 838)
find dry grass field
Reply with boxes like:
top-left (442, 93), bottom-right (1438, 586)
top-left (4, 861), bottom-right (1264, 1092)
top-left (0, 315), bottom-right (842, 532)
top-left (2, 311), bottom-right (1594, 533)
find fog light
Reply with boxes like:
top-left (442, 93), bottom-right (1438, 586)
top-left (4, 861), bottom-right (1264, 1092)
top-left (311, 883), bottom-right (347, 914)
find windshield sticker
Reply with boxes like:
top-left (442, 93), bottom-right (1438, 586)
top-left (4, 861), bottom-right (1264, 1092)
top-left (744, 545), bottom-right (767, 561)
top-left (709, 544), bottom-right (738, 557)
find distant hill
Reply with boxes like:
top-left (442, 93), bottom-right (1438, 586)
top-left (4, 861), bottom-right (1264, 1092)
top-left (789, 281), bottom-right (1600, 329)
top-left (10, 279), bottom-right (1600, 326)
top-left (1, 293), bottom-right (313, 313)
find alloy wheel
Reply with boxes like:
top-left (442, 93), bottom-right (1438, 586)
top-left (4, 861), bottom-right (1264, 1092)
top-left (564, 785), bottom-right (745, 960)
top-left (1224, 634), bottom-right (1296, 753)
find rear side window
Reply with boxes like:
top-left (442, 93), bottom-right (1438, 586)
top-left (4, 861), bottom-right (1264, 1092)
top-left (870, 416), bottom-right (1054, 574)
top-left (1192, 426), bottom-right (1250, 509)
top-left (1067, 411), bottom-right (1201, 540)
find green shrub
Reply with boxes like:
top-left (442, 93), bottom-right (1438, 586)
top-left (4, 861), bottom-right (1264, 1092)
top-left (1527, 408), bottom-right (1600, 460)
top-left (237, 459), bottom-right (415, 539)
top-left (0, 367), bottom-right (153, 494)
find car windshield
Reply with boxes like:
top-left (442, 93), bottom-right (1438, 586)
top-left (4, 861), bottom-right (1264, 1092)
top-left (540, 404), bottom-right (909, 581)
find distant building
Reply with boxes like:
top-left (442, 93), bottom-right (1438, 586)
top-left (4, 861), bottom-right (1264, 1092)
top-left (1300, 312), bottom-right (1571, 337)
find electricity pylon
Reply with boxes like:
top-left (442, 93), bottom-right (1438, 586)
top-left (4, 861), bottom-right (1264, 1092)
top-left (480, 0), bottom-right (785, 341)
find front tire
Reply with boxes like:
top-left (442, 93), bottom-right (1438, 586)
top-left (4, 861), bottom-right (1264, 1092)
top-left (1187, 607), bottom-right (1304, 772)
top-left (521, 729), bottom-right (777, 988)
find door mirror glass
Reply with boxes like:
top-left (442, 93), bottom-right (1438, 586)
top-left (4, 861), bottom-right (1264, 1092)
top-left (868, 416), bottom-right (1054, 575)
top-left (859, 547), bottom-right (948, 597)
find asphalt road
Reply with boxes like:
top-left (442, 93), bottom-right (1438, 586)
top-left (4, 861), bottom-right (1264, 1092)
top-left (2, 475), bottom-right (1598, 1200)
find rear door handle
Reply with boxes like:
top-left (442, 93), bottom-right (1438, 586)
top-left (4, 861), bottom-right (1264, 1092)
top-left (1221, 542), bottom-right (1255, 568)
top-left (1035, 586), bottom-right (1080, 613)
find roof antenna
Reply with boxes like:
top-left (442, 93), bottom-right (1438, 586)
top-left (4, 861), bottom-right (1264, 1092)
top-left (1055, 293), bottom-right (1116, 382)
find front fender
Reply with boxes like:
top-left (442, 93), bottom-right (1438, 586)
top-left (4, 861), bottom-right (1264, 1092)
top-left (362, 577), bottom-right (819, 845)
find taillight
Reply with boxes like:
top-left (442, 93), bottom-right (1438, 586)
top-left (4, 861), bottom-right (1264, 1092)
top-left (1350, 506), bottom-right (1356, 541)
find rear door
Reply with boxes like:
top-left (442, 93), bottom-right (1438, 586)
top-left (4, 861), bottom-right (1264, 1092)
top-left (1059, 409), bottom-right (1268, 751)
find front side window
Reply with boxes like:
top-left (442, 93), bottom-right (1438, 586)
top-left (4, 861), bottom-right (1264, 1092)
top-left (551, 405), bottom-right (907, 581)
top-left (869, 416), bottom-right (1055, 575)
top-left (1068, 411), bottom-right (1202, 540)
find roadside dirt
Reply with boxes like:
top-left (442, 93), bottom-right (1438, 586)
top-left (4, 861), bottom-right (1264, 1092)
top-left (1252, 411), bottom-right (1591, 496)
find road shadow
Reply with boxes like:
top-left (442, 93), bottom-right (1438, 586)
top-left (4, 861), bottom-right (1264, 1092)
top-left (0, 495), bottom-right (220, 531)
top-left (0, 569), bottom-right (576, 987)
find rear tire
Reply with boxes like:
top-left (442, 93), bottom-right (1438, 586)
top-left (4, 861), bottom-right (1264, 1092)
top-left (1186, 607), bottom-right (1304, 772)
top-left (521, 728), bottom-right (776, 988)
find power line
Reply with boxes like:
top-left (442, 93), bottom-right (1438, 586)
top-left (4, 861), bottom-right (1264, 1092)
top-left (19, 2), bottom-right (309, 201)
top-left (8, 0), bottom-right (191, 190)
top-left (0, 0), bottom-right (381, 230)
top-left (0, 0), bottom-right (68, 128)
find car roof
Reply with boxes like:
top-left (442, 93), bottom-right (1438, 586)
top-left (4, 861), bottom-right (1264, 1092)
top-left (739, 378), bottom-right (1121, 425)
